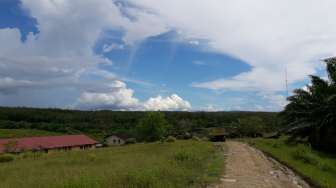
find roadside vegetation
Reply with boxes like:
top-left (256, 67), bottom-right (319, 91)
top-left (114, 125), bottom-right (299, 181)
top-left (247, 137), bottom-right (336, 188)
top-left (0, 140), bottom-right (224, 188)
top-left (281, 57), bottom-right (336, 153)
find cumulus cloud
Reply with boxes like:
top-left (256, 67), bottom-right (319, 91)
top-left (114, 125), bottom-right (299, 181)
top-left (143, 94), bottom-right (191, 111)
top-left (76, 81), bottom-right (191, 111)
top-left (77, 81), bottom-right (139, 110)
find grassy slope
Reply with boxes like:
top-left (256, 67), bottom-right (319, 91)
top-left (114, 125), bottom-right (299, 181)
top-left (247, 137), bottom-right (336, 188)
top-left (0, 141), bottom-right (224, 188)
top-left (0, 129), bottom-right (61, 138)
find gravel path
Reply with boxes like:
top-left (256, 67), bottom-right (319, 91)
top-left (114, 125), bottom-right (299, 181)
top-left (210, 141), bottom-right (311, 188)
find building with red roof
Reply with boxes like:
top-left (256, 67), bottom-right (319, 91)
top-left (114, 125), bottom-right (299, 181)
top-left (0, 134), bottom-right (98, 153)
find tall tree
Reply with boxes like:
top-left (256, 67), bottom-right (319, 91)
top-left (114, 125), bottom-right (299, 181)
top-left (136, 112), bottom-right (170, 142)
top-left (282, 57), bottom-right (336, 152)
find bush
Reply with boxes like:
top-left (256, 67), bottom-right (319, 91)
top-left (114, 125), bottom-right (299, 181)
top-left (165, 136), bottom-right (176, 142)
top-left (0, 154), bottom-right (14, 163)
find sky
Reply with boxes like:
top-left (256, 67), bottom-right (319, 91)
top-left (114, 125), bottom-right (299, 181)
top-left (0, 0), bottom-right (335, 111)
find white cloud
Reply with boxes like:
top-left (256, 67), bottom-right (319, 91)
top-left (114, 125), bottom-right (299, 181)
top-left (103, 43), bottom-right (125, 53)
top-left (77, 80), bottom-right (139, 110)
top-left (198, 104), bottom-right (223, 112)
top-left (130, 0), bottom-right (335, 86)
top-left (76, 81), bottom-right (191, 111)
top-left (259, 93), bottom-right (288, 110)
top-left (0, 1), bottom-right (127, 94)
top-left (192, 68), bottom-right (286, 92)
top-left (143, 94), bottom-right (191, 111)
top-left (189, 40), bottom-right (199, 46)
top-left (3, 0), bottom-right (335, 110)
top-left (124, 0), bottom-right (336, 109)
top-left (0, 0), bottom-right (172, 108)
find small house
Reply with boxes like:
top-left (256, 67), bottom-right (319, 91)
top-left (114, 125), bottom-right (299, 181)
top-left (105, 135), bottom-right (126, 146)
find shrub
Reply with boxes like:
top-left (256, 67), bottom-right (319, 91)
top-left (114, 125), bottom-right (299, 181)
top-left (165, 136), bottom-right (176, 142)
top-left (0, 154), bottom-right (14, 163)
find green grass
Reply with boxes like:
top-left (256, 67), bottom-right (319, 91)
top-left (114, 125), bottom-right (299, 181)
top-left (0, 141), bottom-right (224, 188)
top-left (247, 137), bottom-right (336, 188)
top-left (0, 129), bottom-right (61, 138)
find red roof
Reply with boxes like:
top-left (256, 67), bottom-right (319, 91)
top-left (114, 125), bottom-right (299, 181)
top-left (0, 135), bottom-right (97, 153)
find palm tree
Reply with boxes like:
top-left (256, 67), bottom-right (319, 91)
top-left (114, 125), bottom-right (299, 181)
top-left (281, 57), bottom-right (336, 152)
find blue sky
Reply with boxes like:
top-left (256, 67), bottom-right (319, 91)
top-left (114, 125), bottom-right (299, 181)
top-left (0, 0), bottom-right (334, 111)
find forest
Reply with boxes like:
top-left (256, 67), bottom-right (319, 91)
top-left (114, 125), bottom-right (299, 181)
top-left (0, 107), bottom-right (279, 140)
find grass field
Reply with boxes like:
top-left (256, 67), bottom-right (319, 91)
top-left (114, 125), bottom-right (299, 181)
top-left (0, 129), bottom-right (61, 138)
top-left (247, 137), bottom-right (336, 188)
top-left (0, 140), bottom-right (224, 188)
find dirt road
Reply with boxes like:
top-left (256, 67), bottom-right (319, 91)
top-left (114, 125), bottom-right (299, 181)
top-left (211, 141), bottom-right (311, 188)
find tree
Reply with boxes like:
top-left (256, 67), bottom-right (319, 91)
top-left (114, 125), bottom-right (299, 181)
top-left (233, 116), bottom-right (265, 137)
top-left (281, 57), bottom-right (336, 152)
top-left (136, 112), bottom-right (170, 142)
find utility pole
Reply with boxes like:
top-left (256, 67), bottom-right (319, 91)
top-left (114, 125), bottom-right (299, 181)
top-left (285, 68), bottom-right (289, 98)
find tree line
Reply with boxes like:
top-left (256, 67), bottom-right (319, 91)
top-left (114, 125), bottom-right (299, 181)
top-left (0, 107), bottom-right (280, 140)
